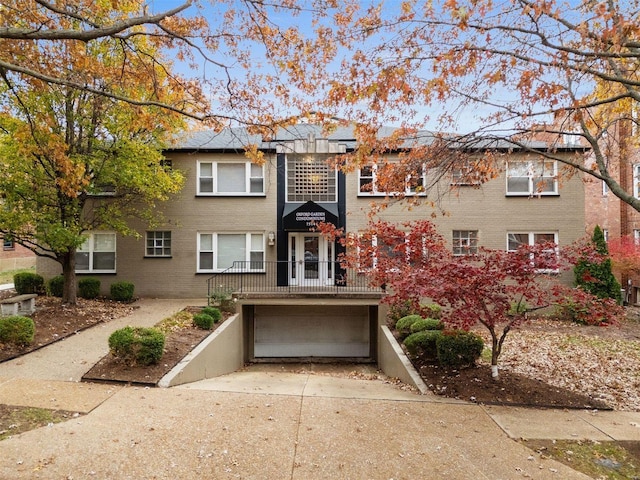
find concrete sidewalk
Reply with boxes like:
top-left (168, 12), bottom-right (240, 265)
top-left (0, 297), bottom-right (638, 478)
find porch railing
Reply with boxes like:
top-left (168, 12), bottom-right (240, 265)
top-left (206, 260), bottom-right (383, 301)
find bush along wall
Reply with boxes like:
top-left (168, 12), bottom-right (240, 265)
top-left (13, 272), bottom-right (44, 295)
top-left (108, 326), bottom-right (165, 366)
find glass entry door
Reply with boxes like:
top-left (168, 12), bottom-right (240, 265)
top-left (289, 233), bottom-right (334, 286)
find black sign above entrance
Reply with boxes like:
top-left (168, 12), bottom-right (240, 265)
top-left (282, 201), bottom-right (339, 231)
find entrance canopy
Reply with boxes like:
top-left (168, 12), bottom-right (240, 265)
top-left (282, 201), bottom-right (338, 231)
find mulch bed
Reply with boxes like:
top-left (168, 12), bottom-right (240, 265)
top-left (81, 325), bottom-right (213, 386)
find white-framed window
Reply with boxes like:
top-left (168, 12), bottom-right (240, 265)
top-left (76, 232), bottom-right (116, 273)
top-left (286, 153), bottom-right (337, 202)
top-left (197, 233), bottom-right (265, 272)
top-left (358, 163), bottom-right (427, 196)
top-left (507, 232), bottom-right (558, 271)
top-left (634, 229), bottom-right (640, 244)
top-left (453, 230), bottom-right (478, 255)
top-left (633, 165), bottom-right (640, 198)
top-left (145, 231), bottom-right (171, 257)
top-left (506, 159), bottom-right (558, 196)
top-left (197, 160), bottom-right (264, 195)
top-left (602, 180), bottom-right (609, 196)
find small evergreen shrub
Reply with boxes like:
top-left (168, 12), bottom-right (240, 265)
top-left (0, 316), bottom-right (35, 346)
top-left (108, 326), bottom-right (165, 366)
top-left (201, 306), bottom-right (222, 323)
top-left (422, 303), bottom-right (442, 319)
top-left (47, 275), bottom-right (64, 297)
top-left (403, 330), bottom-right (443, 358)
top-left (13, 272), bottom-right (44, 295)
top-left (193, 313), bottom-right (214, 330)
top-left (436, 330), bottom-right (484, 368)
top-left (395, 314), bottom-right (423, 338)
top-left (110, 281), bottom-right (135, 302)
top-left (410, 318), bottom-right (443, 333)
top-left (78, 277), bottom-right (101, 299)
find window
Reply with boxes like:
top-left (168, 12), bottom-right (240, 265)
top-left (287, 153), bottom-right (337, 202)
top-left (634, 165), bottom-right (640, 198)
top-left (453, 230), bottom-right (478, 255)
top-left (76, 232), bottom-right (116, 273)
top-left (3, 237), bottom-right (14, 250)
top-left (358, 163), bottom-right (427, 196)
top-left (506, 159), bottom-right (557, 196)
top-left (451, 160), bottom-right (482, 186)
top-left (507, 232), bottom-right (558, 271)
top-left (146, 231), bottom-right (171, 257)
top-left (197, 161), bottom-right (264, 195)
top-left (602, 180), bottom-right (609, 196)
top-left (197, 233), bottom-right (264, 272)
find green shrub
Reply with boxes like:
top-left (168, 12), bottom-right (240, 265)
top-left (108, 326), bottom-right (165, 366)
top-left (387, 300), bottom-right (414, 324)
top-left (47, 275), bottom-right (64, 297)
top-left (395, 314), bottom-right (423, 337)
top-left (201, 306), bottom-right (222, 323)
top-left (403, 330), bottom-right (443, 358)
top-left (13, 272), bottom-right (44, 295)
top-left (436, 330), bottom-right (484, 368)
top-left (410, 318), bottom-right (443, 333)
top-left (422, 303), bottom-right (442, 319)
top-left (193, 313), bottom-right (214, 330)
top-left (110, 281), bottom-right (135, 302)
top-left (78, 277), bottom-right (101, 299)
top-left (0, 316), bottom-right (35, 346)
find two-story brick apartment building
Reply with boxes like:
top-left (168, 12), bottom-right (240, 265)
top-left (37, 124), bottom-right (587, 361)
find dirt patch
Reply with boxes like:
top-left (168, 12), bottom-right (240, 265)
top-left (82, 325), bottom-right (212, 386)
top-left (0, 294), bottom-right (136, 363)
top-left (523, 439), bottom-right (640, 479)
top-left (0, 404), bottom-right (81, 441)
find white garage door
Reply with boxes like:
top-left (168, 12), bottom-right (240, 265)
top-left (254, 305), bottom-right (370, 358)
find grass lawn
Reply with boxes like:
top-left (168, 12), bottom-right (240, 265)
top-left (0, 267), bottom-right (36, 285)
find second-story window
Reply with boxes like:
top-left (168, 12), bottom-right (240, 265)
top-left (506, 159), bottom-right (557, 196)
top-left (358, 163), bottom-right (427, 196)
top-left (287, 154), bottom-right (337, 202)
top-left (197, 161), bottom-right (264, 195)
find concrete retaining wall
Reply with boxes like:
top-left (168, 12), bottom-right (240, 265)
top-left (377, 325), bottom-right (428, 394)
top-left (158, 313), bottom-right (243, 387)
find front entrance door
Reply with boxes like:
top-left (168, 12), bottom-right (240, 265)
top-left (289, 233), bottom-right (334, 286)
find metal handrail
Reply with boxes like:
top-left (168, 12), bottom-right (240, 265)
top-left (206, 260), bottom-right (383, 302)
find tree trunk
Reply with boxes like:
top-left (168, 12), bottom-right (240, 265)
top-left (490, 328), bottom-right (500, 380)
top-left (60, 251), bottom-right (77, 305)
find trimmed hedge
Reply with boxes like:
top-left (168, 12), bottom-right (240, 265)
top-left (78, 277), bottom-right (101, 299)
top-left (47, 275), bottom-right (64, 297)
top-left (436, 330), bottom-right (484, 368)
top-left (193, 313), bottom-right (214, 330)
top-left (110, 281), bottom-right (135, 302)
top-left (201, 306), bottom-right (222, 323)
top-left (395, 314), bottom-right (423, 338)
top-left (13, 272), bottom-right (44, 295)
top-left (410, 318), bottom-right (443, 333)
top-left (0, 315), bottom-right (35, 347)
top-left (108, 326), bottom-right (165, 366)
top-left (403, 330), bottom-right (443, 358)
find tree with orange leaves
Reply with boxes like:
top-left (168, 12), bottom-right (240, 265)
top-left (311, 0), bottom-right (640, 211)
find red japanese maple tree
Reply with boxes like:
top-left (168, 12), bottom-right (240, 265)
top-left (336, 219), bottom-right (623, 380)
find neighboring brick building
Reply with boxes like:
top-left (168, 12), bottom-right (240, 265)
top-left (584, 121), bottom-right (640, 304)
top-left (1, 237), bottom-right (36, 273)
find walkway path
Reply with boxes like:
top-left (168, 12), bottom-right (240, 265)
top-left (0, 297), bottom-right (637, 478)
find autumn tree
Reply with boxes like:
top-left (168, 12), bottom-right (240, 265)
top-left (309, 0), bottom-right (640, 211)
top-left (339, 219), bottom-right (622, 379)
top-left (0, 0), bottom-right (363, 303)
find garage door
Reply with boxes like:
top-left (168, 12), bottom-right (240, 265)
top-left (253, 305), bottom-right (370, 358)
